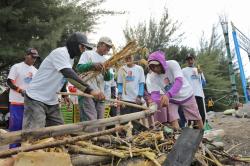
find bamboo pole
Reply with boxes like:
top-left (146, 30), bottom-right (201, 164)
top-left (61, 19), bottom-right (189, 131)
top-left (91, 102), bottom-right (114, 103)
top-left (58, 91), bottom-right (151, 110)
top-left (0, 125), bottom-right (127, 158)
top-left (0, 109), bottom-right (156, 146)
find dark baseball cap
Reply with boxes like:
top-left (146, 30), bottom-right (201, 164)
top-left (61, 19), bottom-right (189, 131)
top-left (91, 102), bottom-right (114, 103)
top-left (74, 32), bottom-right (93, 50)
top-left (26, 48), bottom-right (39, 57)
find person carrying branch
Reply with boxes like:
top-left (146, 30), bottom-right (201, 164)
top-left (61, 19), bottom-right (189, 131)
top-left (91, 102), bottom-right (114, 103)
top-left (77, 37), bottom-right (113, 130)
top-left (147, 51), bottom-right (203, 130)
top-left (23, 32), bottom-right (105, 130)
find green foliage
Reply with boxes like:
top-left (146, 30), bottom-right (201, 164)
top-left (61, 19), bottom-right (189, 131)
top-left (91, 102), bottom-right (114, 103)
top-left (123, 8), bottom-right (183, 55)
top-left (0, 0), bottom-right (118, 70)
top-left (165, 45), bottom-right (195, 65)
top-left (196, 25), bottom-right (234, 111)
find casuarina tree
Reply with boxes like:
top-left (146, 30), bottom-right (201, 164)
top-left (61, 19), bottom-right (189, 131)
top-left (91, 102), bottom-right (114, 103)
top-left (0, 0), bottom-right (119, 71)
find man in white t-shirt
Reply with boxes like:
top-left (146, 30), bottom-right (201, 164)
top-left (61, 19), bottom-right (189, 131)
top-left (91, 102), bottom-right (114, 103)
top-left (182, 54), bottom-right (206, 124)
top-left (23, 32), bottom-right (105, 130)
top-left (77, 37), bottom-right (113, 130)
top-left (7, 48), bottom-right (38, 148)
top-left (117, 54), bottom-right (145, 114)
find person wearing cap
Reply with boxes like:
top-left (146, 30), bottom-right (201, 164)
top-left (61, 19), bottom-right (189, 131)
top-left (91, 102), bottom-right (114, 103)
top-left (7, 48), bottom-right (39, 148)
top-left (77, 36), bottom-right (113, 130)
top-left (147, 51), bottom-right (203, 130)
top-left (117, 54), bottom-right (145, 115)
top-left (182, 53), bottom-right (206, 124)
top-left (23, 32), bottom-right (105, 130)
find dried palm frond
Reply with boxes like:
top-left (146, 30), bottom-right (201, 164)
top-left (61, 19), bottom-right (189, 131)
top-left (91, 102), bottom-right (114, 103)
top-left (79, 40), bottom-right (142, 82)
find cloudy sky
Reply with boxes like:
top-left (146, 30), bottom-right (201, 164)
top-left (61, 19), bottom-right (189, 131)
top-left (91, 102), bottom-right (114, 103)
top-left (89, 0), bottom-right (250, 48)
top-left (88, 0), bottom-right (250, 79)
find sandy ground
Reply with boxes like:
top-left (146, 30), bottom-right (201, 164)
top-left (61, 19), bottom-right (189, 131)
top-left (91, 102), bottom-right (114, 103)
top-left (208, 111), bottom-right (250, 156)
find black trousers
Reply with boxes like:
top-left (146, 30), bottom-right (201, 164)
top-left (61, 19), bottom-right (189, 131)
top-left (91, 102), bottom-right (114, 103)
top-left (195, 96), bottom-right (206, 124)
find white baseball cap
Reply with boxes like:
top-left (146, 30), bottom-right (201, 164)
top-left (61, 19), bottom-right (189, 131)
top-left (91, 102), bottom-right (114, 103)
top-left (98, 36), bottom-right (113, 47)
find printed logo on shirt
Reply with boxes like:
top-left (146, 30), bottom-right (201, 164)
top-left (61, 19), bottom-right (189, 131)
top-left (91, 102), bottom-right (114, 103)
top-left (191, 69), bottom-right (199, 79)
top-left (104, 84), bottom-right (110, 91)
top-left (164, 77), bottom-right (172, 91)
top-left (24, 72), bottom-right (33, 83)
top-left (126, 71), bottom-right (135, 82)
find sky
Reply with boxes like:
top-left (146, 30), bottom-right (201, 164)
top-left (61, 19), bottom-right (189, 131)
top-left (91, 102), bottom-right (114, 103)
top-left (88, 0), bottom-right (250, 48)
top-left (88, 0), bottom-right (250, 79)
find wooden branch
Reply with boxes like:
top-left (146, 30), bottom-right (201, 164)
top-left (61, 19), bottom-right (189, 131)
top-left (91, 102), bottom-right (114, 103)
top-left (0, 125), bottom-right (128, 158)
top-left (67, 145), bottom-right (107, 156)
top-left (205, 147), bottom-right (223, 166)
top-left (0, 109), bottom-right (156, 146)
top-left (58, 91), bottom-right (151, 110)
top-left (76, 141), bottom-right (127, 158)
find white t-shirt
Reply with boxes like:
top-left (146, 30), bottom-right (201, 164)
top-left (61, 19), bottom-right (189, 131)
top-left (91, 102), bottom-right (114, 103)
top-left (117, 65), bottom-right (145, 102)
top-left (26, 47), bottom-right (74, 105)
top-left (182, 67), bottom-right (205, 98)
top-left (146, 60), bottom-right (193, 102)
top-left (78, 50), bottom-right (107, 92)
top-left (8, 62), bottom-right (37, 103)
top-left (104, 79), bottom-right (116, 100)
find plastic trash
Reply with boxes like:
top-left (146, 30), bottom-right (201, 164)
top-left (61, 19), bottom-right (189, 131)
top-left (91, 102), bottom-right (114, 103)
top-left (203, 129), bottom-right (225, 141)
top-left (207, 111), bottom-right (215, 119)
top-left (223, 109), bottom-right (236, 115)
top-left (163, 126), bottom-right (173, 134)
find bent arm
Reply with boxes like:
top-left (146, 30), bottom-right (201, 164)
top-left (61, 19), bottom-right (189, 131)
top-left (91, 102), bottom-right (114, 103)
top-left (60, 68), bottom-right (92, 93)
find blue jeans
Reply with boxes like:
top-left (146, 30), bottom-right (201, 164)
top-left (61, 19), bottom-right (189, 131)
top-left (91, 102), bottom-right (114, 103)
top-left (9, 104), bottom-right (24, 148)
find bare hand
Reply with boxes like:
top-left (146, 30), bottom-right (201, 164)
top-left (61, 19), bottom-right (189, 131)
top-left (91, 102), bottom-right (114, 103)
top-left (116, 94), bottom-right (122, 107)
top-left (20, 89), bottom-right (26, 97)
top-left (160, 95), bottom-right (169, 108)
top-left (93, 63), bottom-right (104, 71)
top-left (90, 90), bottom-right (105, 100)
top-left (198, 69), bottom-right (202, 74)
top-left (63, 96), bottom-right (71, 112)
top-left (135, 96), bottom-right (143, 105)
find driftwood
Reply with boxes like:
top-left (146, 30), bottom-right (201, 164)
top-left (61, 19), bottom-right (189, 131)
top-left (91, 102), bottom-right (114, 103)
top-left (71, 154), bottom-right (111, 166)
top-left (67, 145), bottom-right (107, 156)
top-left (163, 127), bottom-right (204, 166)
top-left (0, 125), bottom-right (128, 158)
top-left (0, 109), bottom-right (156, 146)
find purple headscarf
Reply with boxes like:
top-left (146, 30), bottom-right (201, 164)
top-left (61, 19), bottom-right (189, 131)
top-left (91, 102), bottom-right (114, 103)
top-left (148, 51), bottom-right (168, 72)
top-left (147, 51), bottom-right (183, 100)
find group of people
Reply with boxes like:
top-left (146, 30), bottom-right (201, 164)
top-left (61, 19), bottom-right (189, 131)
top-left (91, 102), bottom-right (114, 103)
top-left (7, 32), bottom-right (208, 148)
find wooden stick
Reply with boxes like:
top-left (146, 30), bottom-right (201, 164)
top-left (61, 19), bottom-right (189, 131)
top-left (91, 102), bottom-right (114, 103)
top-left (71, 154), bottom-right (111, 166)
top-left (0, 125), bottom-right (127, 158)
top-left (67, 145), bottom-right (107, 156)
top-left (58, 92), bottom-right (151, 110)
top-left (76, 141), bottom-right (127, 158)
top-left (0, 109), bottom-right (156, 146)
top-left (204, 147), bottom-right (223, 166)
